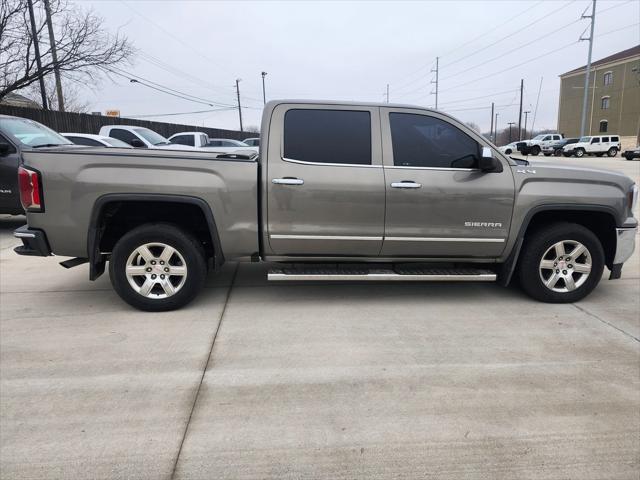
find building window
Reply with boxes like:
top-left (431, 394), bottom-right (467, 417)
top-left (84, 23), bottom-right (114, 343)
top-left (599, 120), bottom-right (608, 133)
top-left (603, 71), bottom-right (613, 86)
top-left (601, 96), bottom-right (610, 109)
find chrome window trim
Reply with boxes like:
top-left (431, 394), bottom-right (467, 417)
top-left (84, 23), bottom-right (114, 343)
top-left (281, 157), bottom-right (382, 168)
top-left (270, 234), bottom-right (383, 241)
top-left (386, 236), bottom-right (505, 243)
top-left (384, 165), bottom-right (478, 172)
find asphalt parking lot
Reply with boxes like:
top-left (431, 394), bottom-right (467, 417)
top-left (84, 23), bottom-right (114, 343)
top-left (1, 155), bottom-right (639, 479)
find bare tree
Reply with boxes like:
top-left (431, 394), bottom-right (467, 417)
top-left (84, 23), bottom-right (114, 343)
top-left (0, 0), bottom-right (133, 104)
top-left (465, 121), bottom-right (480, 133)
top-left (244, 125), bottom-right (260, 134)
top-left (24, 73), bottom-right (91, 112)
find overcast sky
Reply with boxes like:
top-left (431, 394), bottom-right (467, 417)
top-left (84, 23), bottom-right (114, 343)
top-left (77, 0), bottom-right (640, 134)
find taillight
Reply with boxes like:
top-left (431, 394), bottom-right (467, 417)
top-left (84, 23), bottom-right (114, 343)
top-left (18, 166), bottom-right (42, 211)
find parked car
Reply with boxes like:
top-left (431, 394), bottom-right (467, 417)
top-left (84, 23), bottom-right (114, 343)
top-left (0, 115), bottom-right (74, 214)
top-left (169, 132), bottom-right (258, 154)
top-left (499, 141), bottom-right (536, 156)
top-left (562, 135), bottom-right (621, 158)
top-left (62, 133), bottom-right (133, 148)
top-left (13, 100), bottom-right (637, 311)
top-left (99, 125), bottom-right (192, 150)
top-left (523, 133), bottom-right (564, 156)
top-left (243, 137), bottom-right (260, 147)
top-left (623, 147), bottom-right (640, 161)
top-left (543, 138), bottom-right (579, 156)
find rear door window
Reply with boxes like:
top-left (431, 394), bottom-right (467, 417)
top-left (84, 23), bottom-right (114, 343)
top-left (284, 109), bottom-right (371, 165)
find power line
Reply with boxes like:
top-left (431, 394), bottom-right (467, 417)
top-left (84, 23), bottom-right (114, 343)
top-left (126, 107), bottom-right (236, 118)
top-left (441, 0), bottom-right (578, 70)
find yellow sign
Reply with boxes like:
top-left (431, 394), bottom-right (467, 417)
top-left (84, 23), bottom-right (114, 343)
top-left (105, 110), bottom-right (120, 117)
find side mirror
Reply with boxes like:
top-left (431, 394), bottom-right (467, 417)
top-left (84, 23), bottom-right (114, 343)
top-left (130, 138), bottom-right (146, 148)
top-left (0, 142), bottom-right (11, 156)
top-left (479, 147), bottom-right (502, 172)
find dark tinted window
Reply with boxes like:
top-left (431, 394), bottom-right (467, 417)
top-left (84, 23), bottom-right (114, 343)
top-left (601, 137), bottom-right (609, 142)
top-left (389, 113), bottom-right (480, 168)
top-left (611, 136), bottom-right (619, 142)
top-left (591, 137), bottom-right (600, 144)
top-left (599, 121), bottom-right (608, 133)
top-left (171, 135), bottom-right (193, 146)
top-left (68, 136), bottom-right (102, 146)
top-left (110, 128), bottom-right (138, 145)
top-left (284, 109), bottom-right (371, 165)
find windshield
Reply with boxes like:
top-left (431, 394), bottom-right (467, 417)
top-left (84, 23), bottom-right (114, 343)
top-left (579, 136), bottom-right (591, 142)
top-left (0, 117), bottom-right (73, 147)
top-left (134, 128), bottom-right (170, 145)
top-left (532, 134), bottom-right (546, 140)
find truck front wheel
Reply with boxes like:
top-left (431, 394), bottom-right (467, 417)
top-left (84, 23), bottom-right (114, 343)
top-left (517, 223), bottom-right (604, 303)
top-left (575, 148), bottom-right (585, 158)
top-left (530, 145), bottom-right (541, 156)
top-left (109, 223), bottom-right (207, 311)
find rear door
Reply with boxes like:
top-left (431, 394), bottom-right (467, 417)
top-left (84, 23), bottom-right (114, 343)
top-left (0, 134), bottom-right (21, 214)
top-left (266, 104), bottom-right (385, 256)
top-left (380, 108), bottom-right (515, 257)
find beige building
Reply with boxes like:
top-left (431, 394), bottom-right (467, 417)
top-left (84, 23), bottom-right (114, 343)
top-left (558, 45), bottom-right (639, 147)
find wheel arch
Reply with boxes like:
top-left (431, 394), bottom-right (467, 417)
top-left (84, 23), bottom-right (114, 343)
top-left (87, 194), bottom-right (224, 280)
top-left (500, 204), bottom-right (618, 285)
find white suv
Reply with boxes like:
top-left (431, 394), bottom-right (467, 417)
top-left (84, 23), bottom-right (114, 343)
top-left (562, 135), bottom-right (621, 158)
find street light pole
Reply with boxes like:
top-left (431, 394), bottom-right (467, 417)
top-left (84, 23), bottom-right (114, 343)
top-left (261, 72), bottom-right (267, 105)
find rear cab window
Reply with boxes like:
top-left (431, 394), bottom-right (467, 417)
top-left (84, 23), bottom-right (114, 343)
top-left (283, 109), bottom-right (371, 165)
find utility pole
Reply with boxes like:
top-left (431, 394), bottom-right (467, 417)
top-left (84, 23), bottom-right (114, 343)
top-left (43, 0), bottom-right (63, 111)
top-left (235, 78), bottom-right (243, 132)
top-left (518, 79), bottom-right (524, 140)
top-left (431, 57), bottom-right (439, 109)
top-left (508, 122), bottom-right (515, 143)
top-left (579, 0), bottom-right (596, 137)
top-left (386, 84), bottom-right (390, 103)
top-left (26, 0), bottom-right (48, 110)
top-left (494, 112), bottom-right (499, 144)
top-left (261, 72), bottom-right (267, 105)
top-left (523, 110), bottom-right (531, 139)
top-left (490, 102), bottom-right (495, 142)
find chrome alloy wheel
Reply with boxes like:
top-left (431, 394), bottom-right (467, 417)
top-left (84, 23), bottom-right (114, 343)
top-left (539, 240), bottom-right (592, 293)
top-left (125, 243), bottom-right (187, 298)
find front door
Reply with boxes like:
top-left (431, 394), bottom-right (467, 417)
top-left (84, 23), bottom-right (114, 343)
top-left (380, 108), bottom-right (515, 258)
top-left (266, 105), bottom-right (385, 256)
top-left (0, 135), bottom-right (21, 214)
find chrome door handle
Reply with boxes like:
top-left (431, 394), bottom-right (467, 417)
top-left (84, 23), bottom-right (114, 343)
top-left (391, 181), bottom-right (422, 189)
top-left (272, 178), bottom-right (304, 185)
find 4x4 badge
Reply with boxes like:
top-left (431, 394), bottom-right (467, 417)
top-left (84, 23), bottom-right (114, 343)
top-left (516, 169), bottom-right (536, 174)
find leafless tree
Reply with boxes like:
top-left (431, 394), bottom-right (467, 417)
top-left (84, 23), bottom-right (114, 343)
top-left (465, 121), bottom-right (480, 133)
top-left (24, 73), bottom-right (91, 112)
top-left (0, 0), bottom-right (134, 104)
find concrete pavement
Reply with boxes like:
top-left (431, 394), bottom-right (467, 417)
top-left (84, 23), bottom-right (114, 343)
top-left (1, 156), bottom-right (639, 479)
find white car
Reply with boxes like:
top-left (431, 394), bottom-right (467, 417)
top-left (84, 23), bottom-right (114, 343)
top-left (99, 126), bottom-right (193, 150)
top-left (562, 135), bottom-right (621, 158)
top-left (169, 131), bottom-right (258, 154)
top-left (62, 133), bottom-right (133, 148)
top-left (242, 137), bottom-right (260, 147)
top-left (498, 142), bottom-right (521, 155)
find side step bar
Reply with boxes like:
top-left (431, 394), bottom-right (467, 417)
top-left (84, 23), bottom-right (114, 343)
top-left (268, 265), bottom-right (497, 282)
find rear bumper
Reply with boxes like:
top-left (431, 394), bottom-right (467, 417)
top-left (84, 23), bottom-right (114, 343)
top-left (13, 225), bottom-right (52, 256)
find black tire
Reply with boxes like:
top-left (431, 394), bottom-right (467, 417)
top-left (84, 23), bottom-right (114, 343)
top-left (624, 154), bottom-right (633, 161)
top-left (505, 149), bottom-right (512, 155)
top-left (109, 223), bottom-right (207, 311)
top-left (575, 148), bottom-right (585, 158)
top-left (518, 223), bottom-right (604, 303)
top-left (607, 147), bottom-right (617, 157)
top-left (530, 145), bottom-right (540, 156)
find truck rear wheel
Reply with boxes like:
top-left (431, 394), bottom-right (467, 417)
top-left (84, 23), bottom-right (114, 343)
top-left (109, 223), bottom-right (207, 311)
top-left (517, 223), bottom-right (604, 303)
top-left (607, 147), bottom-right (618, 157)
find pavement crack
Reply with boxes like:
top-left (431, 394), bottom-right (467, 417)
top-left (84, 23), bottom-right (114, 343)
top-left (572, 303), bottom-right (639, 343)
top-left (169, 262), bottom-right (239, 480)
